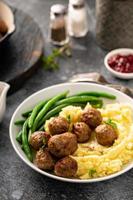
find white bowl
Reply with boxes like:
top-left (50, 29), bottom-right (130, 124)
top-left (10, 83), bottom-right (133, 183)
top-left (104, 48), bottom-right (133, 79)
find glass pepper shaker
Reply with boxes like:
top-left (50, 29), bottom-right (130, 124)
top-left (49, 4), bottom-right (69, 46)
top-left (68, 0), bottom-right (89, 37)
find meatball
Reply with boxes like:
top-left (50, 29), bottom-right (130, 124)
top-left (35, 148), bottom-right (55, 170)
top-left (48, 116), bottom-right (69, 135)
top-left (54, 156), bottom-right (78, 178)
top-left (73, 122), bottom-right (92, 143)
top-left (81, 108), bottom-right (102, 129)
top-left (95, 124), bottom-right (118, 146)
top-left (29, 131), bottom-right (51, 150)
top-left (48, 132), bottom-right (78, 158)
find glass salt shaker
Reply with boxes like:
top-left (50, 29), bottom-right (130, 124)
top-left (68, 0), bottom-right (89, 37)
top-left (50, 4), bottom-right (69, 46)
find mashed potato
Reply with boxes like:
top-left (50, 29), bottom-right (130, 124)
top-left (45, 103), bottom-right (133, 179)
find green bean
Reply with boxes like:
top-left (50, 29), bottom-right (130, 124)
top-left (71, 102), bottom-right (102, 108)
top-left (70, 103), bottom-right (86, 108)
top-left (38, 100), bottom-right (103, 129)
top-left (28, 100), bottom-right (48, 128)
top-left (55, 96), bottom-right (103, 107)
top-left (28, 129), bottom-right (32, 143)
top-left (37, 101), bottom-right (102, 130)
top-left (32, 91), bottom-right (69, 132)
top-left (39, 125), bottom-right (44, 131)
top-left (21, 144), bottom-right (24, 150)
top-left (16, 130), bottom-right (22, 143)
top-left (14, 120), bottom-right (25, 126)
top-left (22, 119), bottom-right (33, 161)
top-left (22, 110), bottom-right (32, 118)
top-left (37, 104), bottom-right (69, 129)
top-left (89, 101), bottom-right (103, 108)
top-left (69, 102), bottom-right (103, 108)
top-left (74, 91), bottom-right (116, 100)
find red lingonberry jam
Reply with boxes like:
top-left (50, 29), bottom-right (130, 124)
top-left (108, 54), bottom-right (133, 73)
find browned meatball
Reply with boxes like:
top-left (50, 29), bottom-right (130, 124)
top-left (54, 156), bottom-right (78, 178)
top-left (35, 148), bottom-right (55, 170)
top-left (29, 131), bottom-right (51, 150)
top-left (48, 116), bottom-right (69, 135)
top-left (95, 124), bottom-right (118, 146)
top-left (81, 108), bottom-right (102, 129)
top-left (73, 122), bottom-right (92, 143)
top-left (48, 132), bottom-right (78, 158)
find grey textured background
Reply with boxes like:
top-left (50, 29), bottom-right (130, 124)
top-left (0, 0), bottom-right (133, 200)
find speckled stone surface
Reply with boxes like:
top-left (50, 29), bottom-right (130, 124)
top-left (0, 0), bottom-right (133, 200)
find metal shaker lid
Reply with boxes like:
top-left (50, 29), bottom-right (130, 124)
top-left (51, 4), bottom-right (67, 15)
top-left (69, 0), bottom-right (85, 6)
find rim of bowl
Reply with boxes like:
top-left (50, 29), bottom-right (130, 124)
top-left (104, 48), bottom-right (133, 79)
top-left (9, 82), bottom-right (133, 183)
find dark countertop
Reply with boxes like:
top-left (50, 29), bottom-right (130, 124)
top-left (0, 0), bottom-right (133, 200)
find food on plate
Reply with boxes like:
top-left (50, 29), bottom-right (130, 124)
top-left (31, 91), bottom-right (69, 132)
top-left (48, 132), bottom-right (78, 158)
top-left (54, 156), bottom-right (78, 178)
top-left (35, 148), bottom-right (55, 170)
top-left (95, 124), bottom-right (118, 146)
top-left (14, 119), bottom-right (25, 126)
top-left (29, 131), bottom-right (51, 150)
top-left (21, 120), bottom-right (33, 161)
top-left (80, 107), bottom-right (102, 128)
top-left (72, 122), bottom-right (92, 143)
top-left (108, 54), bottom-right (133, 73)
top-left (74, 91), bottom-right (116, 99)
top-left (28, 100), bottom-right (48, 128)
top-left (48, 116), bottom-right (69, 135)
top-left (14, 90), bottom-right (133, 179)
top-left (22, 110), bottom-right (32, 118)
top-left (73, 103), bottom-right (133, 179)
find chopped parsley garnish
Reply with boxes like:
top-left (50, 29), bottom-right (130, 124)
top-left (89, 168), bottom-right (96, 177)
top-left (42, 137), bottom-right (46, 148)
top-left (105, 118), bottom-right (117, 129)
top-left (42, 44), bottom-right (72, 71)
top-left (66, 115), bottom-right (71, 123)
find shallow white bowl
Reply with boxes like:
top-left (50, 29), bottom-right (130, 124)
top-left (104, 48), bottom-right (133, 79)
top-left (10, 83), bottom-right (133, 183)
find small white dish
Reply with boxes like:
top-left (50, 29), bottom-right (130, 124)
top-left (104, 48), bottom-right (133, 79)
top-left (0, 81), bottom-right (10, 122)
top-left (10, 83), bottom-right (133, 183)
top-left (0, 1), bottom-right (15, 43)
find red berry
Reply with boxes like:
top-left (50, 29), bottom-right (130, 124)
top-left (108, 53), bottom-right (133, 73)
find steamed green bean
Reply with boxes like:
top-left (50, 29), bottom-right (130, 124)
top-left (22, 119), bottom-right (33, 161)
top-left (31, 91), bottom-right (69, 132)
top-left (74, 91), bottom-right (116, 100)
